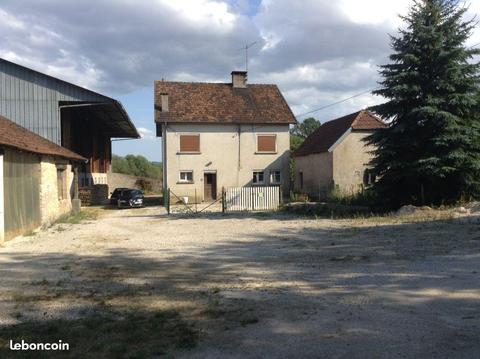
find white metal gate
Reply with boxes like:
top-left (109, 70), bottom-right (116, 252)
top-left (224, 186), bottom-right (281, 212)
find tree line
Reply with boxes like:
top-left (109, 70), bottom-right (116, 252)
top-left (112, 154), bottom-right (162, 179)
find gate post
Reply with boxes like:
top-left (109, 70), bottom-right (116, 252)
top-left (164, 188), bottom-right (170, 215)
top-left (221, 187), bottom-right (226, 214)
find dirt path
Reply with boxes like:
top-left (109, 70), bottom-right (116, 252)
top-left (0, 207), bottom-right (479, 358)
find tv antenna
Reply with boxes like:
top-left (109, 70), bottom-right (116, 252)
top-left (241, 41), bottom-right (257, 72)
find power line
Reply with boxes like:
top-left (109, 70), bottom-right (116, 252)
top-left (294, 88), bottom-right (377, 118)
top-left (294, 41), bottom-right (480, 119)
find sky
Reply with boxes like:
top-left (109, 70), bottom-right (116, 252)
top-left (1, 0), bottom-right (480, 161)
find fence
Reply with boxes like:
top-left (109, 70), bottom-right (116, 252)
top-left (163, 186), bottom-right (282, 214)
top-left (224, 186), bottom-right (282, 212)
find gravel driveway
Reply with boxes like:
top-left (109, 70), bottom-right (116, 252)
top-left (0, 206), bottom-right (479, 358)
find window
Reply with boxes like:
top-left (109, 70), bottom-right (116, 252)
top-left (363, 169), bottom-right (376, 186)
top-left (56, 167), bottom-right (66, 200)
top-left (270, 170), bottom-right (281, 185)
top-left (299, 172), bottom-right (304, 190)
top-left (180, 134), bottom-right (200, 153)
top-left (179, 171), bottom-right (194, 183)
top-left (257, 135), bottom-right (277, 153)
top-left (253, 171), bottom-right (265, 185)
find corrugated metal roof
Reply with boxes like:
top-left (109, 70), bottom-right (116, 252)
top-left (0, 58), bottom-right (139, 143)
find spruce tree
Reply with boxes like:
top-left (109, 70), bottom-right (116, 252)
top-left (367, 0), bottom-right (480, 207)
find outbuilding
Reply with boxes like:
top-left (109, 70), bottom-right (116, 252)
top-left (0, 115), bottom-right (85, 243)
top-left (294, 110), bottom-right (387, 199)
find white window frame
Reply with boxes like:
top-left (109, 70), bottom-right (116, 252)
top-left (269, 170), bottom-right (281, 185)
top-left (179, 170), bottom-right (194, 183)
top-left (252, 171), bottom-right (265, 185)
top-left (256, 134), bottom-right (277, 154)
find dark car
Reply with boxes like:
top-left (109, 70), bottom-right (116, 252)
top-left (110, 188), bottom-right (129, 205)
top-left (110, 188), bottom-right (144, 208)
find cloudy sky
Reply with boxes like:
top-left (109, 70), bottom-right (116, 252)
top-left (1, 0), bottom-right (479, 161)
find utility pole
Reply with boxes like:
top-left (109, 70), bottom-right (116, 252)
top-left (241, 42), bottom-right (257, 72)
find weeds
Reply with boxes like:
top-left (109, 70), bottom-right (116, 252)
top-left (54, 208), bottom-right (99, 225)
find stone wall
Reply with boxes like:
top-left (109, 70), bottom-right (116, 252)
top-left (39, 156), bottom-right (73, 225)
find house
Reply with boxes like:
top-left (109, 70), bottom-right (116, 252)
top-left (294, 110), bottom-right (386, 199)
top-left (154, 71), bottom-right (296, 202)
top-left (0, 58), bottom-right (139, 204)
top-left (0, 115), bottom-right (86, 243)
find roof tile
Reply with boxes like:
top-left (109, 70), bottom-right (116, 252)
top-left (294, 110), bottom-right (386, 157)
top-left (154, 81), bottom-right (296, 124)
top-left (0, 115), bottom-right (86, 161)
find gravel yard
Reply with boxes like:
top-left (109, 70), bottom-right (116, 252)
top-left (0, 206), bottom-right (479, 358)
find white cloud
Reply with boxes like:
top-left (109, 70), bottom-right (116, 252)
top-left (137, 127), bottom-right (155, 139)
top-left (339, 0), bottom-right (410, 27)
top-left (157, 0), bottom-right (237, 32)
top-left (0, 0), bottom-right (479, 127)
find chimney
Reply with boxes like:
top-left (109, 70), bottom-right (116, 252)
top-left (231, 71), bottom-right (247, 88)
top-left (160, 93), bottom-right (169, 112)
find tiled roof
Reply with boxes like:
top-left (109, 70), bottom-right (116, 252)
top-left (0, 115), bottom-right (86, 161)
top-left (154, 81), bottom-right (296, 124)
top-left (294, 110), bottom-right (387, 157)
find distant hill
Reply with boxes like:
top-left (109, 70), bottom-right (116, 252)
top-left (112, 155), bottom-right (162, 179)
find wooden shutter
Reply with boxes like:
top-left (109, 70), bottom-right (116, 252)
top-left (180, 135), bottom-right (200, 152)
top-left (257, 135), bottom-right (276, 152)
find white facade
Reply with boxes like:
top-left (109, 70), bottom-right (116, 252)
top-left (163, 123), bottom-right (290, 202)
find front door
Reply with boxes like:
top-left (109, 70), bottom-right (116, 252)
top-left (204, 173), bottom-right (217, 201)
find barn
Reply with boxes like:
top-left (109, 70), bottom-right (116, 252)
top-left (0, 58), bottom-right (139, 204)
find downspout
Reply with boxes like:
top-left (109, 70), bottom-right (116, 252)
top-left (237, 124), bottom-right (241, 186)
top-left (0, 150), bottom-right (4, 243)
top-left (163, 123), bottom-right (167, 189)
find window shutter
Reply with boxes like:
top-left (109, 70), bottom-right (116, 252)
top-left (257, 135), bottom-right (276, 152)
top-left (180, 135), bottom-right (200, 152)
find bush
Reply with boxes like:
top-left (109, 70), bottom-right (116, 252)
top-left (135, 179), bottom-right (153, 192)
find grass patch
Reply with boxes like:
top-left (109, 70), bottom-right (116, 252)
top-left (282, 202), bottom-right (373, 219)
top-left (54, 209), bottom-right (99, 225)
top-left (0, 308), bottom-right (197, 358)
top-left (23, 230), bottom-right (36, 237)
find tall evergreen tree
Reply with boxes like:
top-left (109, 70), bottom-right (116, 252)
top-left (367, 0), bottom-right (480, 207)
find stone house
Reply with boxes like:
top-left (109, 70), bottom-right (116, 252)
top-left (155, 71), bottom-right (296, 202)
top-left (0, 58), bottom-right (139, 204)
top-left (294, 110), bottom-right (386, 199)
top-left (0, 115), bottom-right (85, 242)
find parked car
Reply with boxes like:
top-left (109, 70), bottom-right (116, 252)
top-left (110, 188), bottom-right (129, 205)
top-left (110, 188), bottom-right (144, 208)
